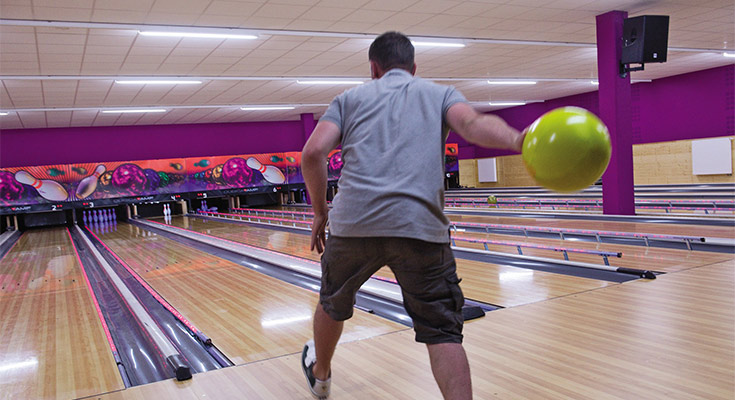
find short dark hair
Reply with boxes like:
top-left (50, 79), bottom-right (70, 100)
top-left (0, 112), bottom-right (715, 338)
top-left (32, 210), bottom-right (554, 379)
top-left (368, 31), bottom-right (414, 72)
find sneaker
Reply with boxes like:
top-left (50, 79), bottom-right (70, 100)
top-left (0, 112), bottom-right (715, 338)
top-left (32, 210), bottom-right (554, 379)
top-left (301, 340), bottom-right (331, 399)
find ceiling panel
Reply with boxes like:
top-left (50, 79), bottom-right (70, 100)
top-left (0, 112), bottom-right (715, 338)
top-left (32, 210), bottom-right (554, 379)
top-left (0, 0), bottom-right (732, 128)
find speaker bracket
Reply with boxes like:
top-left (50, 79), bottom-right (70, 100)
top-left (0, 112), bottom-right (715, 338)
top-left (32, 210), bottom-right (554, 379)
top-left (619, 62), bottom-right (644, 78)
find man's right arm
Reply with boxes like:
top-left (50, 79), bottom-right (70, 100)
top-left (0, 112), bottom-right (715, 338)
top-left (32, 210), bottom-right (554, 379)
top-left (446, 102), bottom-right (525, 152)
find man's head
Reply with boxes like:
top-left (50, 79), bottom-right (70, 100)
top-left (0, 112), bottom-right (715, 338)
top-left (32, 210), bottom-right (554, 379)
top-left (368, 31), bottom-right (416, 79)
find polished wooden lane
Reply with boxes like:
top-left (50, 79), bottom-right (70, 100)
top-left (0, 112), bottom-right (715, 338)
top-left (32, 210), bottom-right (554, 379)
top-left (91, 256), bottom-right (734, 399)
top-left (0, 228), bottom-right (124, 400)
top-left (452, 230), bottom-right (732, 273)
top-left (274, 204), bottom-right (735, 239)
top-left (95, 223), bottom-right (406, 365)
top-left (222, 210), bottom-right (730, 273)
top-left (166, 216), bottom-right (320, 262)
top-left (165, 216), bottom-right (615, 308)
top-left (447, 213), bottom-right (735, 239)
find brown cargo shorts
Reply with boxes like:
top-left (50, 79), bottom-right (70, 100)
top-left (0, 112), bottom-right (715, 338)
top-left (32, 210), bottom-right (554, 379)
top-left (319, 235), bottom-right (464, 344)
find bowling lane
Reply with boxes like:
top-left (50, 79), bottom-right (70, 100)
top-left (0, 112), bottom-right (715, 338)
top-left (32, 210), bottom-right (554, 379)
top-left (166, 216), bottom-right (615, 308)
top-left (94, 223), bottom-right (405, 365)
top-left (167, 216), bottom-right (320, 262)
top-left (447, 213), bottom-right (735, 238)
top-left (0, 228), bottom-right (124, 400)
top-left (276, 205), bottom-right (735, 238)
top-left (452, 230), bottom-right (732, 273)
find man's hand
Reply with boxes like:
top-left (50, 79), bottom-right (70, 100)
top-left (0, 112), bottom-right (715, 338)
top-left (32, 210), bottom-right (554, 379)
top-left (311, 211), bottom-right (328, 253)
top-left (302, 120), bottom-right (340, 254)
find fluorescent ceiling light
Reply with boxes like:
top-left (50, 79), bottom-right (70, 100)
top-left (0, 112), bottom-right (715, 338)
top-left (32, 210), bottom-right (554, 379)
top-left (138, 31), bottom-right (258, 40)
top-left (101, 109), bottom-right (167, 114)
top-left (487, 80), bottom-right (536, 85)
top-left (412, 41), bottom-right (465, 48)
top-left (591, 80), bottom-right (599, 85)
top-left (296, 80), bottom-right (364, 85)
top-left (724, 52), bottom-right (735, 58)
top-left (0, 112), bottom-right (9, 116)
top-left (115, 80), bottom-right (202, 85)
top-left (488, 101), bottom-right (526, 106)
top-left (240, 106), bottom-right (295, 111)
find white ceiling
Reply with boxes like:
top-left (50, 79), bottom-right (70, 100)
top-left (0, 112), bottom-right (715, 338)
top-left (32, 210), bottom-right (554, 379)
top-left (0, 0), bottom-right (733, 129)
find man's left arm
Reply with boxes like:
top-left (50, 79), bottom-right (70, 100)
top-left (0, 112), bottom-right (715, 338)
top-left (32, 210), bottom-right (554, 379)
top-left (302, 120), bottom-right (341, 253)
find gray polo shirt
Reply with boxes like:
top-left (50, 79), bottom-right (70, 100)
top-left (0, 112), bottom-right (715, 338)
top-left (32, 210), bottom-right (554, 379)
top-left (320, 68), bottom-right (467, 243)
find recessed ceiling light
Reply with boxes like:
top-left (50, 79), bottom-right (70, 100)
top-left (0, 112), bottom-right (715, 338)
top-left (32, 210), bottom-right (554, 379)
top-left (723, 52), bottom-right (735, 58)
top-left (487, 80), bottom-right (537, 85)
top-left (115, 80), bottom-right (202, 85)
top-left (488, 102), bottom-right (526, 106)
top-left (411, 41), bottom-right (465, 48)
top-left (138, 31), bottom-right (258, 40)
top-left (0, 112), bottom-right (9, 116)
top-left (591, 80), bottom-right (599, 85)
top-left (240, 106), bottom-right (295, 111)
top-left (296, 80), bottom-right (364, 85)
top-left (101, 109), bottom-right (167, 114)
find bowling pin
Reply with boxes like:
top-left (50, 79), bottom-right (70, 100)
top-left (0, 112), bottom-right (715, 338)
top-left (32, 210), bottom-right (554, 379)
top-left (76, 164), bottom-right (106, 199)
top-left (83, 210), bottom-right (88, 225)
top-left (246, 157), bottom-right (285, 184)
top-left (14, 171), bottom-right (69, 201)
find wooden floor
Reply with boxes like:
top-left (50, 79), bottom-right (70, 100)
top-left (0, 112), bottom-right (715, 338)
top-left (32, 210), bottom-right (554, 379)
top-left (447, 213), bottom-right (735, 239)
top-left (3, 211), bottom-right (732, 399)
top-left (165, 216), bottom-right (616, 308)
top-left (0, 228), bottom-right (124, 400)
top-left (453, 230), bottom-right (732, 273)
top-left (165, 214), bottom-right (733, 303)
top-left (90, 257), bottom-right (734, 400)
top-left (94, 223), bottom-right (405, 365)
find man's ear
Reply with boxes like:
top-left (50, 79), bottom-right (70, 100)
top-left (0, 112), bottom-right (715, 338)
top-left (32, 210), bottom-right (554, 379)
top-left (370, 60), bottom-right (383, 79)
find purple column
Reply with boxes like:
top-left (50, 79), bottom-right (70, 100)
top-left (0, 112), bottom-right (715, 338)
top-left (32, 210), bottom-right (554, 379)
top-left (300, 113), bottom-right (316, 147)
top-left (596, 10), bottom-right (635, 215)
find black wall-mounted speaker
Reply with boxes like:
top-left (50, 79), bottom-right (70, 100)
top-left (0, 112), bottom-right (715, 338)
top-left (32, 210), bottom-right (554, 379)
top-left (622, 15), bottom-right (670, 64)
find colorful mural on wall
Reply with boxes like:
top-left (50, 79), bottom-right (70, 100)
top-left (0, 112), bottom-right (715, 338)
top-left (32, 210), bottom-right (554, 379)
top-left (0, 154), bottom-right (295, 207)
top-left (0, 144), bottom-right (456, 209)
top-left (445, 143), bottom-right (459, 173)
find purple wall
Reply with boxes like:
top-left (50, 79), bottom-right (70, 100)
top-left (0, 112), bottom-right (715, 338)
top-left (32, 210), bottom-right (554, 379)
top-left (450, 64), bottom-right (734, 160)
top-left (634, 65), bottom-right (734, 143)
top-left (1, 65), bottom-right (732, 168)
top-left (0, 119), bottom-right (306, 168)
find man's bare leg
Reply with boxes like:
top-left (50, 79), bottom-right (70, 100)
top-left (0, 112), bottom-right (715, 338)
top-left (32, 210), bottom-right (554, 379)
top-left (313, 303), bottom-right (344, 381)
top-left (427, 343), bottom-right (472, 400)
